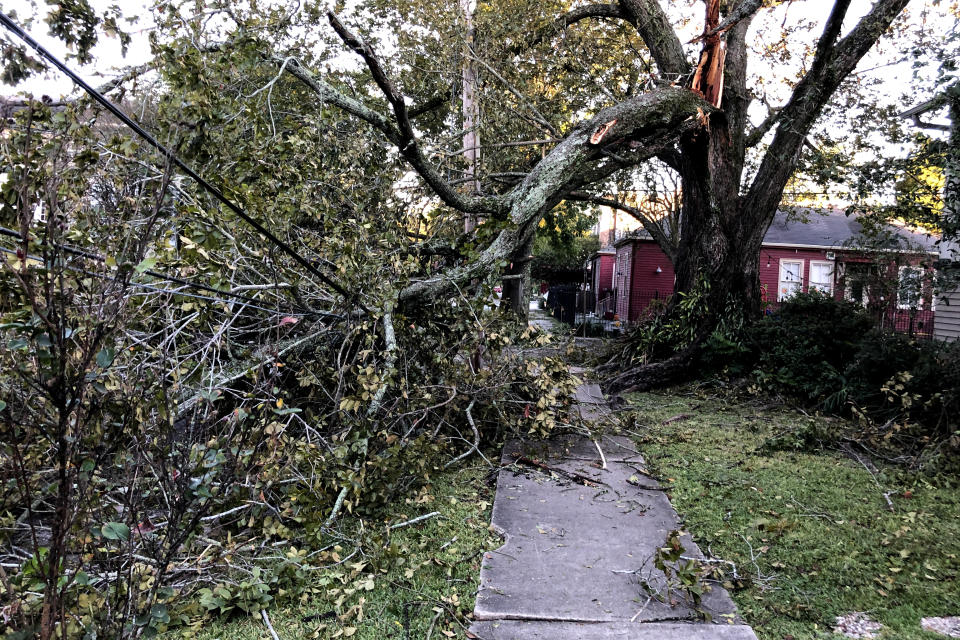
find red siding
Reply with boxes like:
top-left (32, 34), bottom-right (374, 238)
top-left (598, 254), bottom-right (615, 291)
top-left (628, 241), bottom-right (675, 322)
top-left (594, 253), bottom-right (615, 315)
top-left (759, 247), bottom-right (841, 304)
top-left (610, 240), bottom-right (935, 338)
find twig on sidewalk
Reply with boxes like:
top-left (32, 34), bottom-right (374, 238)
top-left (593, 439), bottom-right (607, 469)
top-left (512, 454), bottom-right (606, 488)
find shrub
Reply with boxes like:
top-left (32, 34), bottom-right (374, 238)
top-left (747, 292), bottom-right (874, 403)
top-left (745, 293), bottom-right (959, 467)
top-left (845, 334), bottom-right (960, 453)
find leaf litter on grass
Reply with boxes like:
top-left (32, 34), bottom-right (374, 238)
top-left (622, 386), bottom-right (960, 640)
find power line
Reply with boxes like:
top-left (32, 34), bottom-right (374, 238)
top-left (0, 243), bottom-right (311, 316)
top-left (0, 12), bottom-right (367, 313)
top-left (0, 225), bottom-right (334, 315)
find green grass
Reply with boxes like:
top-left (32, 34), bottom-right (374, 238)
top-left (623, 387), bottom-right (960, 640)
top-left (183, 458), bottom-right (499, 639)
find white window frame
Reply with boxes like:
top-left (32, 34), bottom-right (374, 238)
top-left (808, 260), bottom-right (834, 296)
top-left (778, 259), bottom-right (804, 301)
top-left (897, 265), bottom-right (923, 310)
top-left (32, 201), bottom-right (46, 225)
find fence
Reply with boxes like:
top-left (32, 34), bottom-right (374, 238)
top-left (631, 289), bottom-right (673, 322)
top-left (597, 291), bottom-right (616, 319)
top-left (880, 308), bottom-right (936, 339)
top-left (763, 299), bottom-right (936, 340)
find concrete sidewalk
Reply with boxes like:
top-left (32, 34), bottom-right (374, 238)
top-left (468, 374), bottom-right (757, 640)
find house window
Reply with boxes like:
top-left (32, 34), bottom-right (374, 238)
top-left (809, 261), bottom-right (834, 295)
top-left (778, 259), bottom-right (803, 301)
top-left (844, 263), bottom-right (874, 307)
top-left (897, 266), bottom-right (922, 310)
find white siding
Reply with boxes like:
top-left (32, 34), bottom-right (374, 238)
top-left (937, 241), bottom-right (960, 342)
top-left (935, 289), bottom-right (960, 342)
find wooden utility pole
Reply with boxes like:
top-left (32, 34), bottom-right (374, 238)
top-left (461, 0), bottom-right (481, 233)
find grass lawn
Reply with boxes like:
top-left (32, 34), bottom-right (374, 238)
top-left (186, 458), bottom-right (498, 639)
top-left (623, 386), bottom-right (960, 640)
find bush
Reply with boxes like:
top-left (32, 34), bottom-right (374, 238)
top-left (845, 334), bottom-right (960, 448)
top-left (744, 292), bottom-right (959, 467)
top-left (747, 292), bottom-right (874, 403)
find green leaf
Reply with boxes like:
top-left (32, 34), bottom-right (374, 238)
top-left (134, 256), bottom-right (157, 273)
top-left (150, 604), bottom-right (170, 624)
top-left (101, 521), bottom-right (130, 541)
top-left (0, 400), bottom-right (6, 412)
top-left (96, 347), bottom-right (115, 368)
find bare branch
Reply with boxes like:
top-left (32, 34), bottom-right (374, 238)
top-left (467, 50), bottom-right (560, 137)
top-left (689, 0), bottom-right (764, 43)
top-left (327, 11), bottom-right (412, 136)
top-left (283, 58), bottom-right (506, 217)
top-left (315, 13), bottom-right (509, 217)
top-left (618, 0), bottom-right (690, 77)
top-left (517, 3), bottom-right (629, 52)
top-left (409, 89), bottom-right (452, 118)
top-left (745, 0), bottom-right (909, 217)
top-left (566, 191), bottom-right (677, 263)
top-left (813, 0), bottom-right (854, 74)
top-left (744, 106), bottom-right (782, 147)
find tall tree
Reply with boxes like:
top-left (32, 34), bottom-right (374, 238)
top-left (287, 0), bottom-right (914, 387)
top-left (3, 0), bottom-right (928, 389)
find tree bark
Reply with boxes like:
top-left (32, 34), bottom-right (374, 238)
top-left (606, 0), bottom-right (911, 391)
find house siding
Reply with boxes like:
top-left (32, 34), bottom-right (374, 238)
top-left (628, 241), bottom-right (675, 322)
top-left (759, 247), bottom-right (841, 303)
top-left (935, 290), bottom-right (960, 341)
top-left (589, 252), bottom-right (616, 316)
top-left (614, 244), bottom-right (632, 320)
top-left (594, 254), bottom-right (615, 295)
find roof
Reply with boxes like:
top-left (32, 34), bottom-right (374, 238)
top-left (605, 207), bottom-right (939, 254)
top-left (613, 228), bottom-right (653, 248)
top-left (764, 208), bottom-right (938, 253)
top-left (589, 248), bottom-right (616, 258)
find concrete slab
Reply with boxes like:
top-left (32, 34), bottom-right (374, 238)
top-left (474, 441), bottom-right (738, 624)
top-left (573, 403), bottom-right (612, 423)
top-left (575, 383), bottom-right (607, 405)
top-left (469, 620), bottom-right (758, 639)
top-left (504, 434), bottom-right (642, 464)
top-left (470, 373), bottom-right (755, 640)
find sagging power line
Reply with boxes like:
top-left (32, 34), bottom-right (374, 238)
top-left (0, 12), bottom-right (367, 313)
top-left (0, 225), bottom-right (340, 316)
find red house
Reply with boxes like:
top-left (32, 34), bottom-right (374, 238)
top-left (590, 209), bottom-right (939, 335)
top-left (612, 235), bottom-right (675, 323)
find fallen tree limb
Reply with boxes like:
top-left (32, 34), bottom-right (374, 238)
top-left (176, 327), bottom-right (331, 419)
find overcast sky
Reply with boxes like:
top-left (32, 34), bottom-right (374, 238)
top-left (0, 0), bottom-right (952, 127)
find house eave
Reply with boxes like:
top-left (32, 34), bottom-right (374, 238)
top-left (762, 241), bottom-right (937, 256)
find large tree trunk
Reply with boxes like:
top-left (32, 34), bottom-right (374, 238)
top-left (603, 0), bottom-right (909, 394)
